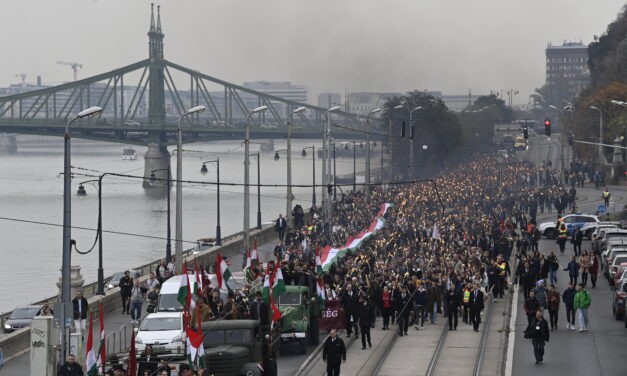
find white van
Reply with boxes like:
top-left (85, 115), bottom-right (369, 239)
top-left (157, 274), bottom-right (197, 312)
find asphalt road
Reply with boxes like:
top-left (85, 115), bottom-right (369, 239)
top-left (512, 188), bottom-right (627, 376)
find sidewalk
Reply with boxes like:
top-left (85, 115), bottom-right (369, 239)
top-left (0, 238), bottom-right (279, 375)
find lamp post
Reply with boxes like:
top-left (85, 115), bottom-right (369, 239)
top-left (323, 106), bottom-right (340, 222)
top-left (148, 167), bottom-right (172, 263)
top-left (253, 152), bottom-right (262, 230)
top-left (332, 140), bottom-right (337, 201)
top-left (60, 105), bottom-right (102, 361)
top-left (245, 106), bottom-right (268, 258)
top-left (353, 141), bottom-right (357, 191)
top-left (286, 106), bottom-right (306, 227)
top-left (302, 145), bottom-right (316, 207)
top-left (366, 108), bottom-right (381, 187)
top-left (590, 106), bottom-right (604, 175)
top-left (175, 105), bottom-right (206, 274)
top-left (548, 104), bottom-right (573, 186)
top-left (200, 159), bottom-right (221, 245)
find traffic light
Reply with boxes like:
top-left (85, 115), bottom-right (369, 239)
top-left (401, 120), bottom-right (406, 138)
top-left (523, 126), bottom-right (529, 139)
top-left (544, 119), bottom-right (551, 136)
top-left (410, 125), bottom-right (415, 140)
top-left (568, 134), bottom-right (574, 146)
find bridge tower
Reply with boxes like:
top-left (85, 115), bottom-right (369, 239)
top-left (144, 4), bottom-right (170, 191)
top-left (148, 3), bottom-right (166, 127)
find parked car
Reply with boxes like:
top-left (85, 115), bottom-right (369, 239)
top-left (4, 305), bottom-right (41, 333)
top-left (538, 214), bottom-right (599, 238)
top-left (585, 222), bottom-right (619, 240)
top-left (613, 263), bottom-right (627, 288)
top-left (608, 255), bottom-right (627, 284)
top-left (107, 270), bottom-right (141, 290)
top-left (602, 245), bottom-right (627, 273)
top-left (599, 231), bottom-right (627, 255)
top-left (134, 312), bottom-right (185, 355)
top-left (613, 279), bottom-right (627, 320)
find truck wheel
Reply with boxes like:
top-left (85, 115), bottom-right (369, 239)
top-left (299, 338), bottom-right (307, 354)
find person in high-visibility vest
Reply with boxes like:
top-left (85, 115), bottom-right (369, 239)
top-left (602, 188), bottom-right (611, 207)
top-left (497, 256), bottom-right (510, 299)
top-left (462, 284), bottom-right (471, 324)
top-left (557, 222), bottom-right (568, 254)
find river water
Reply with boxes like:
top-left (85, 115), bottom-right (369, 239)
top-left (0, 135), bottom-right (369, 313)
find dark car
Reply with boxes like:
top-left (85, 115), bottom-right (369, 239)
top-left (613, 280), bottom-right (627, 320)
top-left (4, 305), bottom-right (41, 333)
top-left (107, 269), bottom-right (140, 290)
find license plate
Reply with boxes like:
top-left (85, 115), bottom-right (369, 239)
top-left (153, 346), bottom-right (165, 352)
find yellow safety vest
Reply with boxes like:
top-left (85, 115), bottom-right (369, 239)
top-left (463, 290), bottom-right (470, 303)
top-left (603, 191), bottom-right (610, 198)
top-left (498, 263), bottom-right (506, 276)
top-left (559, 228), bottom-right (568, 238)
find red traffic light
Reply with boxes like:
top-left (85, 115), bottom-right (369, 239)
top-left (544, 119), bottom-right (551, 126)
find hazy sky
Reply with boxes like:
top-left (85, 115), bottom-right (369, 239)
top-left (1, 0), bottom-right (624, 106)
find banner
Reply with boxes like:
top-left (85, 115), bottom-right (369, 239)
top-left (318, 300), bottom-right (346, 331)
top-left (319, 203), bottom-right (392, 271)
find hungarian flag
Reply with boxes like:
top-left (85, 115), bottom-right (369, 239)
top-left (177, 264), bottom-right (190, 308)
top-left (216, 253), bottom-right (232, 291)
top-left (186, 325), bottom-right (206, 369)
top-left (97, 302), bottom-right (106, 374)
top-left (126, 330), bottom-right (136, 376)
top-left (273, 264), bottom-right (286, 297)
top-left (84, 312), bottom-right (98, 376)
top-left (193, 260), bottom-right (202, 295)
top-left (316, 278), bottom-right (326, 309)
top-left (315, 245), bottom-right (323, 274)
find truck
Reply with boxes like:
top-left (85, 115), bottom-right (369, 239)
top-left (276, 285), bottom-right (321, 354)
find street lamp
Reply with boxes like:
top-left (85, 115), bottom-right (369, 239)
top-left (548, 104), bottom-right (573, 185)
top-left (175, 105), bottom-right (206, 274)
top-left (148, 165), bottom-right (173, 262)
top-left (323, 106), bottom-right (340, 222)
top-left (61, 105), bottom-right (102, 361)
top-left (590, 106), bottom-right (604, 175)
top-left (302, 145), bottom-right (316, 207)
top-left (366, 108), bottom-right (381, 186)
top-left (610, 100), bottom-right (627, 108)
top-left (200, 159), bottom-right (221, 245)
top-left (286, 106), bottom-right (306, 227)
top-left (244, 105), bottom-right (268, 258)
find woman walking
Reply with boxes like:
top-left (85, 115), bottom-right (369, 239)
top-left (564, 256), bottom-right (580, 285)
top-left (580, 251), bottom-right (590, 287)
top-left (546, 284), bottom-right (561, 330)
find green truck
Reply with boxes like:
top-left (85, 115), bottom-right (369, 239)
top-left (198, 319), bottom-right (279, 376)
top-left (276, 285), bottom-right (321, 354)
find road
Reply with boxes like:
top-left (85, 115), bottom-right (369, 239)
top-left (0, 234), bottom-right (316, 375)
top-left (511, 186), bottom-right (627, 375)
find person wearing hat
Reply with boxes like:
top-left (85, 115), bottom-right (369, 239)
top-left (112, 364), bottom-right (125, 376)
top-left (357, 295), bottom-right (375, 349)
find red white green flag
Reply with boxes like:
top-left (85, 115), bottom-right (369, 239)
top-left (97, 302), bottom-right (105, 374)
top-left (216, 253), bottom-right (232, 291)
top-left (84, 312), bottom-right (97, 376)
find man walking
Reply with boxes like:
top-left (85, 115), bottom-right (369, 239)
top-left (358, 295), bottom-right (375, 349)
top-left (395, 286), bottom-right (411, 336)
top-left (562, 282), bottom-right (576, 330)
top-left (130, 279), bottom-right (146, 324)
top-left (468, 283), bottom-right (484, 332)
top-left (72, 291), bottom-right (88, 335)
top-left (529, 311), bottom-right (550, 364)
top-left (119, 270), bottom-right (133, 314)
top-left (275, 214), bottom-right (288, 242)
top-left (574, 283), bottom-right (591, 331)
top-left (57, 354), bottom-right (83, 376)
top-left (322, 329), bottom-right (346, 376)
top-left (340, 284), bottom-right (359, 338)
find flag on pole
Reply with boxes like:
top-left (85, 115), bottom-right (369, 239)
top-left (193, 260), bottom-right (202, 296)
top-left (127, 330), bottom-right (137, 376)
top-left (216, 253), bottom-right (232, 291)
top-left (186, 325), bottom-right (206, 369)
top-left (272, 264), bottom-right (286, 298)
top-left (177, 264), bottom-right (189, 308)
top-left (98, 301), bottom-right (106, 374)
top-left (251, 239), bottom-right (259, 267)
top-left (431, 223), bottom-right (441, 240)
top-left (84, 312), bottom-right (98, 376)
top-left (315, 245), bottom-right (323, 274)
top-left (316, 278), bottom-right (326, 309)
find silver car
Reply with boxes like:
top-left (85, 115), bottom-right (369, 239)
top-left (4, 305), bottom-right (41, 333)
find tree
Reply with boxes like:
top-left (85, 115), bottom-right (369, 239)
top-left (457, 94), bottom-right (512, 152)
top-left (380, 91), bottom-right (461, 178)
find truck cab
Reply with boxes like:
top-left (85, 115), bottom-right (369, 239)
top-left (276, 285), bottom-right (320, 354)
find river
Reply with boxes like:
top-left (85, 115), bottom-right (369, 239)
top-left (0, 135), bottom-right (370, 313)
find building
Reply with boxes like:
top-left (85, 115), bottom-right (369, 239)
top-left (241, 81), bottom-right (307, 117)
top-left (545, 41), bottom-right (590, 101)
top-left (346, 92), bottom-right (402, 115)
top-left (317, 92), bottom-right (341, 109)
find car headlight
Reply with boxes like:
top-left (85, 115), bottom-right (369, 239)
top-left (172, 334), bottom-right (183, 343)
top-left (108, 284), bottom-right (114, 289)
top-left (135, 337), bottom-right (143, 344)
top-left (4, 324), bottom-right (11, 329)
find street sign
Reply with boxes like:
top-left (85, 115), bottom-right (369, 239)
top-left (598, 205), bottom-right (607, 214)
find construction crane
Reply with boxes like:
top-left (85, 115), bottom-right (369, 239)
top-left (57, 61), bottom-right (83, 81)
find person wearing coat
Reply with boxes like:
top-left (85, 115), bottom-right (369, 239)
top-left (445, 288), bottom-right (460, 330)
top-left (323, 329), bottom-right (346, 376)
top-left (532, 280), bottom-right (548, 310)
top-left (340, 284), bottom-right (360, 338)
top-left (275, 214), bottom-right (288, 242)
top-left (564, 256), bottom-right (580, 285)
top-left (589, 252), bottom-right (600, 288)
top-left (57, 354), bottom-right (84, 376)
top-left (546, 285), bottom-right (561, 331)
top-left (529, 311), bottom-right (550, 364)
top-left (426, 281), bottom-right (442, 324)
top-left (572, 227), bottom-right (584, 256)
top-left (357, 295), bottom-right (375, 349)
top-left (468, 283), bottom-right (484, 332)
top-left (561, 282), bottom-right (577, 330)
top-left (395, 286), bottom-right (412, 336)
top-left (579, 251), bottom-right (590, 287)
top-left (72, 291), bottom-right (89, 335)
top-left (523, 290), bottom-right (541, 327)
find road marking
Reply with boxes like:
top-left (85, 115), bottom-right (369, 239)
top-left (504, 280), bottom-right (519, 376)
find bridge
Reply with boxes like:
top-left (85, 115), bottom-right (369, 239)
top-left (0, 4), bottom-right (369, 149)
